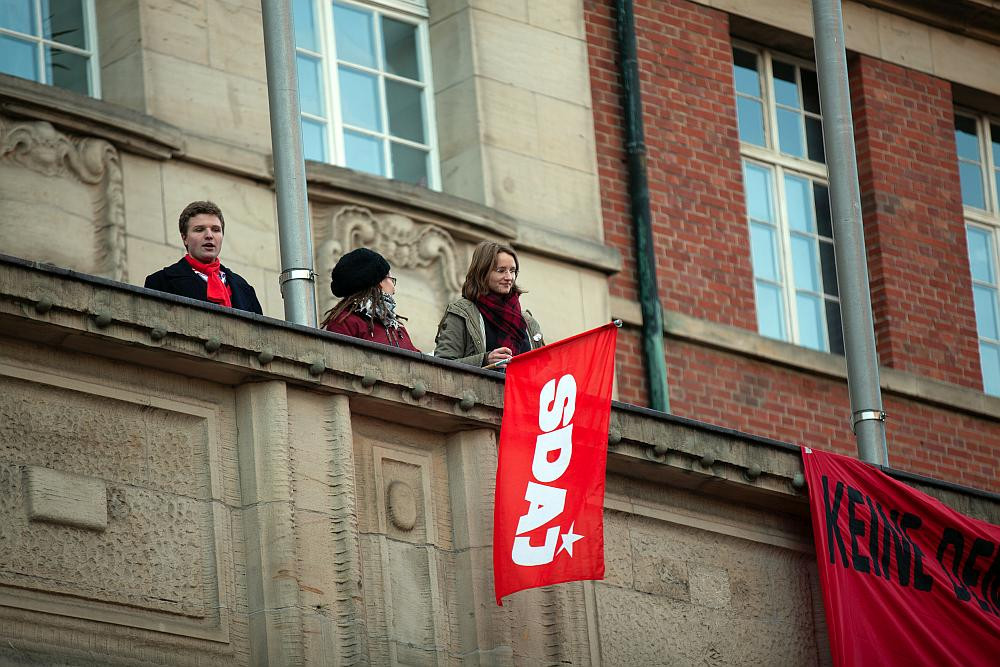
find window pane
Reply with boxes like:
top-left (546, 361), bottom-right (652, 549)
top-left (981, 342), bottom-right (1000, 396)
top-left (344, 130), bottom-right (384, 176)
top-left (785, 174), bottom-right (813, 232)
top-left (43, 0), bottom-right (86, 49)
top-left (0, 34), bottom-right (38, 81)
top-left (967, 226), bottom-right (995, 284)
top-left (386, 79), bottom-right (424, 143)
top-left (732, 48), bottom-right (760, 97)
top-left (750, 222), bottom-right (780, 282)
top-left (382, 16), bottom-right (419, 80)
top-left (974, 285), bottom-right (999, 340)
top-left (954, 115), bottom-right (979, 162)
top-left (333, 2), bottom-right (376, 68)
top-left (0, 0), bottom-right (34, 34)
top-left (825, 300), bottom-right (844, 355)
top-left (756, 281), bottom-right (786, 341)
top-left (992, 123), bottom-right (1000, 166)
top-left (813, 183), bottom-right (832, 237)
top-left (301, 118), bottom-right (327, 161)
top-left (338, 66), bottom-right (381, 131)
top-left (777, 108), bottom-right (804, 157)
top-left (737, 97), bottom-right (766, 147)
top-left (390, 142), bottom-right (428, 186)
top-left (792, 234), bottom-right (819, 291)
top-left (820, 240), bottom-right (838, 297)
top-left (796, 293), bottom-right (825, 351)
top-left (959, 162), bottom-right (985, 209)
top-left (46, 46), bottom-right (88, 94)
top-left (743, 163), bottom-right (773, 222)
top-left (805, 116), bottom-right (825, 163)
top-left (772, 60), bottom-right (799, 108)
top-left (801, 68), bottom-right (820, 114)
top-left (297, 54), bottom-right (324, 116)
top-left (293, 0), bottom-right (317, 50)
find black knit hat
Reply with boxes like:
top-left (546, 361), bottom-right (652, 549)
top-left (330, 248), bottom-right (391, 297)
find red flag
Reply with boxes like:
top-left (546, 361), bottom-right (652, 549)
top-left (802, 447), bottom-right (1000, 667)
top-left (493, 323), bottom-right (617, 605)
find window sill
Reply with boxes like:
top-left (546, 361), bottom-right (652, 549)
top-left (611, 296), bottom-right (1000, 420)
top-left (0, 73), bottom-right (183, 159)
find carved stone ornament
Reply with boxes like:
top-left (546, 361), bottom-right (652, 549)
top-left (314, 205), bottom-right (462, 312)
top-left (385, 480), bottom-right (418, 532)
top-left (0, 114), bottom-right (127, 280)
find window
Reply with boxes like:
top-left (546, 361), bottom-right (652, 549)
top-left (733, 45), bottom-right (843, 355)
top-left (957, 111), bottom-right (1000, 394)
top-left (294, 0), bottom-right (439, 189)
top-left (0, 0), bottom-right (99, 97)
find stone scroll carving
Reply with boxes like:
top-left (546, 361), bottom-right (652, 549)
top-left (0, 115), bottom-right (127, 280)
top-left (315, 205), bottom-right (461, 307)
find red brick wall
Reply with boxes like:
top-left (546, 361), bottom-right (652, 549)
top-left (586, 0), bottom-right (1000, 492)
top-left (664, 340), bottom-right (999, 492)
top-left (850, 55), bottom-right (982, 389)
top-left (584, 0), bottom-right (755, 325)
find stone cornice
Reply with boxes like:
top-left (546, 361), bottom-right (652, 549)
top-left (0, 74), bottom-right (183, 160)
top-left (1, 255), bottom-right (997, 518)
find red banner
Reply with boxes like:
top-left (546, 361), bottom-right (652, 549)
top-left (802, 447), bottom-right (1000, 666)
top-left (493, 323), bottom-right (617, 605)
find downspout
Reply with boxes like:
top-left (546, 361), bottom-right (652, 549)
top-left (616, 0), bottom-right (671, 412)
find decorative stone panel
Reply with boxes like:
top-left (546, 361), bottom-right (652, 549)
top-left (0, 359), bottom-right (235, 656)
top-left (0, 115), bottom-right (126, 280)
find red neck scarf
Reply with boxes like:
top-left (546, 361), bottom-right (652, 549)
top-left (184, 254), bottom-right (232, 307)
top-left (476, 291), bottom-right (527, 352)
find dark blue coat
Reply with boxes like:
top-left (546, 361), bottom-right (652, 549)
top-left (144, 258), bottom-right (263, 315)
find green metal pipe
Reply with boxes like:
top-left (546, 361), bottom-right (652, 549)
top-left (615, 0), bottom-right (670, 412)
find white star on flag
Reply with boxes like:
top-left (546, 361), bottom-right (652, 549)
top-left (557, 522), bottom-right (584, 557)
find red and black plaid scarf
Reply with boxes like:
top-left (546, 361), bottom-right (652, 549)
top-left (476, 292), bottom-right (527, 352)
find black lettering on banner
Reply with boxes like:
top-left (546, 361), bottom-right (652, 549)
top-left (899, 512), bottom-right (933, 592)
top-left (982, 550), bottom-right (1000, 616)
top-left (875, 501), bottom-right (894, 579)
top-left (864, 496), bottom-right (884, 578)
top-left (823, 476), bottom-right (849, 567)
top-left (961, 538), bottom-right (996, 613)
top-left (935, 527), bottom-right (971, 602)
top-left (889, 510), bottom-right (912, 587)
top-left (847, 486), bottom-right (871, 574)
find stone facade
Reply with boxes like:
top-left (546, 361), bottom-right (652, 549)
top-left (3, 258), bottom-right (998, 665)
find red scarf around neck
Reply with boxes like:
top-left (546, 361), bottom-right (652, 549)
top-left (184, 254), bottom-right (232, 307)
top-left (476, 291), bottom-right (527, 352)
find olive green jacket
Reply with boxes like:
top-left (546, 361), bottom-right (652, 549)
top-left (433, 298), bottom-right (544, 366)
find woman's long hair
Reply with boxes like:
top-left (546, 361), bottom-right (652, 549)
top-left (320, 285), bottom-right (407, 330)
top-left (461, 241), bottom-right (525, 301)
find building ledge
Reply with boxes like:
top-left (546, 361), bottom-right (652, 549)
top-left (1, 254), bottom-right (996, 519)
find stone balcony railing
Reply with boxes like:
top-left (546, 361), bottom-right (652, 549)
top-left (1, 254), bottom-right (997, 666)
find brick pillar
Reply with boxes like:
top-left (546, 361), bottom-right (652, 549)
top-left (850, 55), bottom-right (981, 389)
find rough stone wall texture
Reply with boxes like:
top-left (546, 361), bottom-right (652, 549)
top-left (584, 0), bottom-right (755, 325)
top-left (584, 0), bottom-right (1000, 492)
top-left (849, 54), bottom-right (981, 389)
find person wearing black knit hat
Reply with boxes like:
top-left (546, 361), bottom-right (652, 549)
top-left (321, 248), bottom-right (420, 352)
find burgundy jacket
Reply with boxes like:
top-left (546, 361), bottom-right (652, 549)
top-left (324, 311), bottom-right (420, 352)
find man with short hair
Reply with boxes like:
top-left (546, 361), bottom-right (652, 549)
top-left (144, 201), bottom-right (263, 314)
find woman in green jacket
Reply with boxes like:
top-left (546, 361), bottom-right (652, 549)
top-left (434, 241), bottom-right (544, 367)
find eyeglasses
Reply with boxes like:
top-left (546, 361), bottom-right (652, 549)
top-left (387, 276), bottom-right (397, 285)
top-left (493, 267), bottom-right (518, 276)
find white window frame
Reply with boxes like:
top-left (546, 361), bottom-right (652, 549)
top-left (958, 109), bottom-right (1000, 394)
top-left (297, 0), bottom-right (440, 189)
top-left (734, 42), bottom-right (841, 354)
top-left (0, 0), bottom-right (100, 98)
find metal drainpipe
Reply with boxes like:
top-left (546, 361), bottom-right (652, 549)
top-left (616, 0), bottom-right (671, 412)
top-left (261, 0), bottom-right (318, 326)
top-left (811, 0), bottom-right (888, 465)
